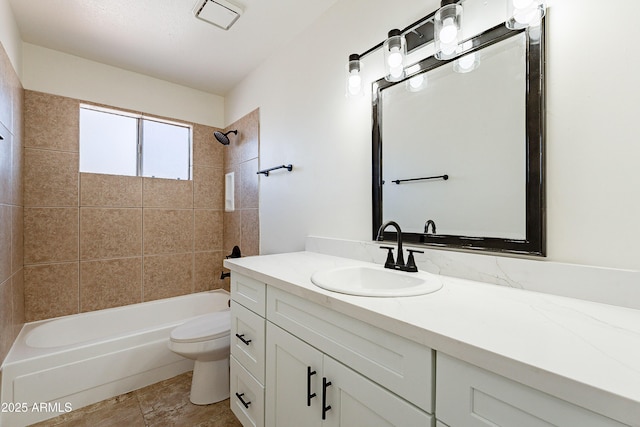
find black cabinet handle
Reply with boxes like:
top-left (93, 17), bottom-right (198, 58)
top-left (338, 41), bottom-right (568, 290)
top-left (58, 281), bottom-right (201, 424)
top-left (322, 377), bottom-right (332, 420)
top-left (235, 333), bottom-right (252, 346)
top-left (307, 366), bottom-right (317, 406)
top-left (235, 392), bottom-right (251, 409)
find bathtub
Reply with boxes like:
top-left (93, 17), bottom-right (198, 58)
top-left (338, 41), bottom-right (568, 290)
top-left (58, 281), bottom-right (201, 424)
top-left (0, 290), bottom-right (230, 427)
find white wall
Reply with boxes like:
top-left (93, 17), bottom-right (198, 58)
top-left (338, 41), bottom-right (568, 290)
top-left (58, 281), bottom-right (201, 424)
top-left (226, 0), bottom-right (640, 271)
top-left (21, 43), bottom-right (225, 128)
top-left (0, 0), bottom-right (22, 75)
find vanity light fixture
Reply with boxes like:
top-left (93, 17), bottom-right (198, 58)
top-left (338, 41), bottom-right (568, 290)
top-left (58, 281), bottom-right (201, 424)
top-left (344, 1), bottom-right (464, 94)
top-left (383, 29), bottom-right (406, 82)
top-left (434, 0), bottom-right (463, 60)
top-left (506, 0), bottom-right (546, 29)
top-left (346, 54), bottom-right (364, 97)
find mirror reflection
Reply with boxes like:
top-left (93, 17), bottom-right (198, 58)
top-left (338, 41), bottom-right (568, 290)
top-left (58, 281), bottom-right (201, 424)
top-left (372, 24), bottom-right (545, 255)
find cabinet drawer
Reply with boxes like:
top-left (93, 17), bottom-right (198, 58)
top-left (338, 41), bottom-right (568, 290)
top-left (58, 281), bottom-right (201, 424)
top-left (436, 353), bottom-right (628, 427)
top-left (267, 287), bottom-right (433, 412)
top-left (231, 355), bottom-right (265, 427)
top-left (231, 273), bottom-right (266, 316)
top-left (231, 302), bottom-right (266, 383)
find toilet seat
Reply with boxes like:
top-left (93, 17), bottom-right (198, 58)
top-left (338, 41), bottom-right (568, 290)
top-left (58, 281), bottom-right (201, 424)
top-left (170, 310), bottom-right (231, 343)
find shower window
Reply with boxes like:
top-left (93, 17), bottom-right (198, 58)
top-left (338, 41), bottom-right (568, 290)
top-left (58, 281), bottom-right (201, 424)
top-left (79, 105), bottom-right (192, 180)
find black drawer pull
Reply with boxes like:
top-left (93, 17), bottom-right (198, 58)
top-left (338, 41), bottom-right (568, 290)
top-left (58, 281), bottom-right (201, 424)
top-left (235, 392), bottom-right (251, 409)
top-left (235, 333), bottom-right (252, 346)
top-left (307, 366), bottom-right (317, 406)
top-left (322, 377), bottom-right (332, 420)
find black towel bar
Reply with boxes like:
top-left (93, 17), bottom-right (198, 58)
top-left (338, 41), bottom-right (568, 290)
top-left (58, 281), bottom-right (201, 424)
top-left (257, 164), bottom-right (293, 176)
top-left (390, 174), bottom-right (448, 184)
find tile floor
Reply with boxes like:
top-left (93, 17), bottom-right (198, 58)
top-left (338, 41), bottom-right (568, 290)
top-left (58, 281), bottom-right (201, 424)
top-left (30, 372), bottom-right (243, 427)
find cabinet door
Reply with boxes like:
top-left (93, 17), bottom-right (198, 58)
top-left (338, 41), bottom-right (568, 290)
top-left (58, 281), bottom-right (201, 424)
top-left (436, 353), bottom-right (628, 427)
top-left (322, 356), bottom-right (433, 427)
top-left (266, 322), bottom-right (324, 427)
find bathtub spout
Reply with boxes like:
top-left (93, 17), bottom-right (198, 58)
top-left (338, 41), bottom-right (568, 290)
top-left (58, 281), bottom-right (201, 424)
top-left (220, 271), bottom-right (230, 280)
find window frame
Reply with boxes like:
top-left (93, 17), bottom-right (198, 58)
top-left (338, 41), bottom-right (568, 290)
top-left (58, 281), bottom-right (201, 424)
top-left (79, 104), bottom-right (193, 180)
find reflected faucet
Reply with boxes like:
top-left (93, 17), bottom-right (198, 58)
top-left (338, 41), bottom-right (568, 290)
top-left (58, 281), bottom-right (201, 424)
top-left (376, 221), bottom-right (423, 273)
top-left (424, 220), bottom-right (436, 234)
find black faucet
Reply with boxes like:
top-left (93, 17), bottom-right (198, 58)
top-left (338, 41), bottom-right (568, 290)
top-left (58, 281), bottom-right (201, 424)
top-left (424, 220), bottom-right (436, 234)
top-left (376, 221), bottom-right (423, 273)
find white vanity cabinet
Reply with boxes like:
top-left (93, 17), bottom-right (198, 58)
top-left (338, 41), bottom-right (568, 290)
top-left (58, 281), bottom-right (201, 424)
top-left (436, 353), bottom-right (629, 427)
top-left (230, 274), bottom-right (267, 427)
top-left (266, 322), bottom-right (432, 427)
top-left (225, 252), bottom-right (639, 427)
top-left (265, 286), bottom-right (434, 426)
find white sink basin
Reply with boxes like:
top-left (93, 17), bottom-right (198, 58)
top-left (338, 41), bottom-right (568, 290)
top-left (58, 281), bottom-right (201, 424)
top-left (310, 265), bottom-right (442, 297)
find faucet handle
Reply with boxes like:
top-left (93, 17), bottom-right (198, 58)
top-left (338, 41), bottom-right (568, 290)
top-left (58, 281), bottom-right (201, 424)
top-left (405, 249), bottom-right (424, 273)
top-left (379, 246), bottom-right (396, 269)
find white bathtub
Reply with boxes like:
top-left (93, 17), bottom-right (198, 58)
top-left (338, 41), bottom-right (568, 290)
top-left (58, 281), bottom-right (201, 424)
top-left (0, 290), bottom-right (230, 427)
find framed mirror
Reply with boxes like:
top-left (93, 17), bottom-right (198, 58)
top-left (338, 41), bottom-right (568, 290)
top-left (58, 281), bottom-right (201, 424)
top-left (372, 23), bottom-right (545, 255)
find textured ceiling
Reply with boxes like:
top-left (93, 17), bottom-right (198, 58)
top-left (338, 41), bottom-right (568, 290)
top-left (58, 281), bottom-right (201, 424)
top-left (9, 0), bottom-right (338, 95)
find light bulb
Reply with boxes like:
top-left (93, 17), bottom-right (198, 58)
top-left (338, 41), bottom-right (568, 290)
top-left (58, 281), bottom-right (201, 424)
top-left (512, 0), bottom-right (534, 9)
top-left (387, 47), bottom-right (403, 68)
top-left (348, 72), bottom-right (361, 89)
top-left (439, 17), bottom-right (458, 44)
top-left (507, 0), bottom-right (545, 29)
top-left (457, 53), bottom-right (475, 70)
top-left (389, 65), bottom-right (404, 79)
top-left (409, 75), bottom-right (424, 89)
top-left (514, 7), bottom-right (538, 24)
top-left (441, 43), bottom-right (457, 55)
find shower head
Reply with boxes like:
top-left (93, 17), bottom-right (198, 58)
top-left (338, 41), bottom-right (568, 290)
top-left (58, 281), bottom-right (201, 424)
top-left (214, 130), bottom-right (238, 145)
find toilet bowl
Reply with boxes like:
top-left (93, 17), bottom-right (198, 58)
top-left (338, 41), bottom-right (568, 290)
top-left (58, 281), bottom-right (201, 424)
top-left (168, 310), bottom-right (231, 405)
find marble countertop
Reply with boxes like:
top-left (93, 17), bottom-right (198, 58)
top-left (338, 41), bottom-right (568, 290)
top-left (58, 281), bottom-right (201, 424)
top-left (224, 251), bottom-right (640, 425)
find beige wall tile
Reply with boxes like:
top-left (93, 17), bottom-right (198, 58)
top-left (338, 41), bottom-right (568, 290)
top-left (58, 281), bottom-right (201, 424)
top-left (193, 166), bottom-right (223, 209)
top-left (18, 91), bottom-right (259, 322)
top-left (0, 276), bottom-right (12, 362)
top-left (194, 251), bottom-right (225, 292)
top-left (11, 131), bottom-right (23, 206)
top-left (0, 205), bottom-right (10, 284)
top-left (143, 209), bottom-right (193, 255)
top-left (0, 44), bottom-right (23, 360)
top-left (226, 109), bottom-right (259, 167)
top-left (25, 148), bottom-right (79, 207)
top-left (143, 178), bottom-right (193, 209)
top-left (239, 158), bottom-right (259, 209)
top-left (24, 90), bottom-right (79, 152)
top-left (0, 128), bottom-right (10, 204)
top-left (194, 209), bottom-right (223, 252)
top-left (241, 209), bottom-right (260, 256)
top-left (11, 205), bottom-right (23, 274)
top-left (0, 45), bottom-right (13, 131)
top-left (80, 208), bottom-right (142, 260)
top-left (80, 258), bottom-right (142, 312)
top-left (24, 207), bottom-right (79, 264)
top-left (80, 173), bottom-right (142, 207)
top-left (143, 253), bottom-right (193, 301)
top-left (11, 268), bottom-right (24, 337)
top-left (223, 211), bottom-right (241, 255)
top-left (24, 262), bottom-right (79, 321)
top-left (192, 123), bottom-right (224, 169)
top-left (11, 79), bottom-right (23, 153)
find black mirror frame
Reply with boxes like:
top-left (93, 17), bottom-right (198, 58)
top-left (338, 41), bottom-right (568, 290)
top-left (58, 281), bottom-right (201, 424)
top-left (372, 22), bottom-right (545, 256)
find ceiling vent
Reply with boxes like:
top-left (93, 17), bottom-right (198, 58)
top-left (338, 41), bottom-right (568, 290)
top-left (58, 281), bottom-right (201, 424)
top-left (193, 0), bottom-right (243, 30)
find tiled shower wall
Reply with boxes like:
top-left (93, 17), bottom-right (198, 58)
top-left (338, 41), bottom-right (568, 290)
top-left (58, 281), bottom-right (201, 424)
top-left (0, 41), bottom-right (25, 363)
top-left (223, 109), bottom-right (260, 259)
top-left (22, 90), bottom-right (259, 322)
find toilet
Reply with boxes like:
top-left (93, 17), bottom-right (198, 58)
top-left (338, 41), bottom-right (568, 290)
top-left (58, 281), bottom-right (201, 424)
top-left (168, 310), bottom-right (231, 405)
